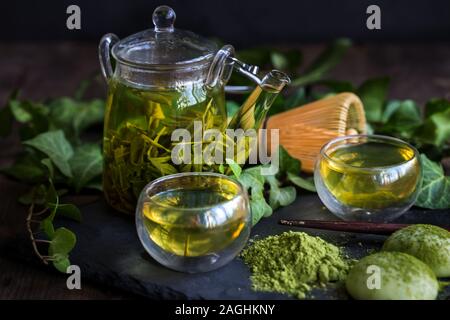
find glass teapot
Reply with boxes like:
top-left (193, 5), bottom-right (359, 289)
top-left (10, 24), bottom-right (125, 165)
top-left (99, 5), bottom-right (290, 214)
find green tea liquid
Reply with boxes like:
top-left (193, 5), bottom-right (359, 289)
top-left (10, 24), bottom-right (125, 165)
top-left (142, 183), bottom-right (247, 257)
top-left (320, 141), bottom-right (420, 209)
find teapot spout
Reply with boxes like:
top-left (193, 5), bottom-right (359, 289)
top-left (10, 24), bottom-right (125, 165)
top-left (227, 70), bottom-right (290, 131)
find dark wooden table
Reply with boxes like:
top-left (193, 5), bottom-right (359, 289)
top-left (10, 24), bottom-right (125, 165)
top-left (0, 42), bottom-right (449, 299)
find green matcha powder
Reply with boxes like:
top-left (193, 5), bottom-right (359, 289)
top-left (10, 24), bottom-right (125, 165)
top-left (241, 231), bottom-right (351, 299)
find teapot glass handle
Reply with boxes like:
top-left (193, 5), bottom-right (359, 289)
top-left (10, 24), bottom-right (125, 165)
top-left (207, 45), bottom-right (261, 94)
top-left (99, 33), bottom-right (119, 82)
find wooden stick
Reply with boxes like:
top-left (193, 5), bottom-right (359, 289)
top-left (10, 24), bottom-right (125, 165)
top-left (278, 219), bottom-right (450, 235)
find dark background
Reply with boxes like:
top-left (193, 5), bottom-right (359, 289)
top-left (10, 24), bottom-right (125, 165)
top-left (2, 0), bottom-right (450, 46)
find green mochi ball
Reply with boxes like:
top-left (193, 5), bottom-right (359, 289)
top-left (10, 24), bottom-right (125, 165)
top-left (346, 252), bottom-right (438, 300)
top-left (383, 224), bottom-right (450, 277)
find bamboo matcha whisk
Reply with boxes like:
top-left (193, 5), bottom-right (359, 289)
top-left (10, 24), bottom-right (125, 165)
top-left (265, 92), bottom-right (367, 172)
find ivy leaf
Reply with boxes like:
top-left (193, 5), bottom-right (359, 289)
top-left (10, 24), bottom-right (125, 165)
top-left (45, 180), bottom-right (58, 205)
top-left (9, 100), bottom-right (50, 139)
top-left (48, 98), bottom-right (104, 138)
top-left (424, 98), bottom-right (450, 117)
top-left (225, 158), bottom-right (242, 178)
top-left (266, 175), bottom-right (296, 209)
top-left (48, 203), bottom-right (82, 222)
top-left (237, 167), bottom-right (272, 225)
top-left (1, 152), bottom-right (46, 183)
top-left (49, 227), bottom-right (76, 256)
top-left (23, 130), bottom-right (74, 177)
top-left (416, 99), bottom-right (450, 148)
top-left (52, 253), bottom-right (71, 273)
top-left (415, 154), bottom-right (450, 209)
top-left (41, 218), bottom-right (55, 238)
top-left (292, 38), bottom-right (352, 86)
top-left (249, 196), bottom-right (273, 225)
top-left (287, 172), bottom-right (317, 192)
top-left (18, 184), bottom-right (47, 205)
top-left (357, 77), bottom-right (390, 123)
top-left (277, 146), bottom-right (301, 176)
top-left (41, 158), bottom-right (55, 180)
top-left (270, 50), bottom-right (302, 72)
top-left (69, 143), bottom-right (103, 192)
top-left (379, 100), bottom-right (422, 138)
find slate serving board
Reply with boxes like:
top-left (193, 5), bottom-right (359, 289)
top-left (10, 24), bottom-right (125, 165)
top-left (6, 194), bottom-right (450, 299)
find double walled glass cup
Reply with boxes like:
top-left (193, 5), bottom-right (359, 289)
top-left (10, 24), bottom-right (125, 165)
top-left (136, 172), bottom-right (251, 273)
top-left (314, 135), bottom-right (422, 222)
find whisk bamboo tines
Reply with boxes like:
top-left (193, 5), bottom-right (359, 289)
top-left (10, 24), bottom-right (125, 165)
top-left (264, 92), bottom-right (367, 172)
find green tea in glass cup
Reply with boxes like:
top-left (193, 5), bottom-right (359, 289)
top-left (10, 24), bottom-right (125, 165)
top-left (136, 172), bottom-right (251, 273)
top-left (315, 135), bottom-right (422, 222)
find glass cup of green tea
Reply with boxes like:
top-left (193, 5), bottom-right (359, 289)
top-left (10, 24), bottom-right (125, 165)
top-left (136, 172), bottom-right (251, 273)
top-left (314, 135), bottom-right (422, 222)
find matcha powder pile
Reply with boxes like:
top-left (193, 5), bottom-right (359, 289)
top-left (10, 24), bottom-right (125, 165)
top-left (241, 231), bottom-right (351, 299)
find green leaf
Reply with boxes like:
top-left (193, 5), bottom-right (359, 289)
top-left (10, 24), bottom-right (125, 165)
top-left (69, 143), bottom-right (103, 192)
top-left (41, 158), bottom-right (55, 179)
top-left (415, 154), bottom-right (450, 209)
top-left (237, 167), bottom-right (272, 225)
top-left (48, 98), bottom-right (104, 138)
top-left (225, 158), bottom-right (242, 178)
top-left (48, 203), bottom-right (82, 222)
top-left (84, 178), bottom-right (103, 191)
top-left (287, 172), bottom-right (317, 192)
top-left (271, 52), bottom-right (289, 70)
top-left (249, 196), bottom-right (273, 225)
top-left (226, 100), bottom-right (240, 120)
top-left (18, 184), bottom-right (47, 205)
top-left (1, 152), bottom-right (46, 183)
top-left (415, 99), bottom-right (450, 148)
top-left (379, 100), bottom-right (423, 138)
top-left (10, 100), bottom-right (50, 138)
top-left (357, 77), bottom-right (390, 123)
top-left (291, 38), bottom-right (352, 86)
top-left (46, 182), bottom-right (59, 209)
top-left (52, 253), bottom-right (70, 273)
top-left (49, 227), bottom-right (76, 256)
top-left (278, 146), bottom-right (301, 176)
top-left (41, 218), bottom-right (55, 238)
top-left (382, 100), bottom-right (421, 125)
top-left (424, 98), bottom-right (450, 118)
top-left (24, 130), bottom-right (74, 177)
top-left (270, 50), bottom-right (302, 72)
top-left (266, 175), bottom-right (296, 209)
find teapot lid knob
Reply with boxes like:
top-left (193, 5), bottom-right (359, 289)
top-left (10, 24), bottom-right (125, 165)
top-left (152, 5), bottom-right (176, 32)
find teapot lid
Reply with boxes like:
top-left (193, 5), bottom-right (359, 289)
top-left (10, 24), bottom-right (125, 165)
top-left (112, 6), bottom-right (217, 69)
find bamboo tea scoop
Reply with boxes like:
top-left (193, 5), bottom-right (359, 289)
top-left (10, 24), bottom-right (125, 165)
top-left (279, 219), bottom-right (450, 235)
top-left (265, 92), bottom-right (367, 172)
